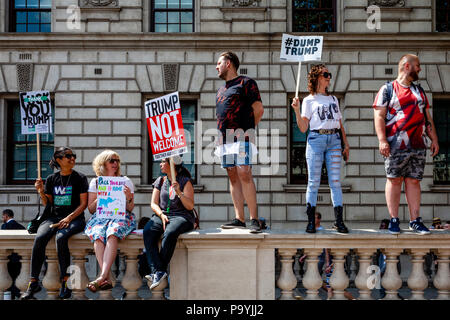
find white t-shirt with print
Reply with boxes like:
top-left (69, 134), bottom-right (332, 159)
top-left (301, 94), bottom-right (342, 130)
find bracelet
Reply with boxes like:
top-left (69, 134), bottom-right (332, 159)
top-left (177, 192), bottom-right (184, 199)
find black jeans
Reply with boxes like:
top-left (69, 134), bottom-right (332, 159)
top-left (30, 217), bottom-right (85, 280)
top-left (143, 214), bottom-right (193, 274)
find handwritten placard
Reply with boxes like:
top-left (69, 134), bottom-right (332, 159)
top-left (96, 176), bottom-right (127, 221)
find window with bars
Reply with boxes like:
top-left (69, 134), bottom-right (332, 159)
top-left (433, 98), bottom-right (450, 184)
top-left (436, 1), bottom-right (450, 32)
top-left (148, 100), bottom-right (197, 184)
top-left (7, 100), bottom-right (54, 184)
top-left (10, 0), bottom-right (51, 32)
top-left (151, 0), bottom-right (194, 32)
top-left (292, 0), bottom-right (336, 32)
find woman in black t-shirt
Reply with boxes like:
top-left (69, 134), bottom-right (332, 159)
top-left (20, 147), bottom-right (88, 300)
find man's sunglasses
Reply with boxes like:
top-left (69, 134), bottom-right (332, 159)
top-left (109, 158), bottom-right (120, 164)
top-left (322, 72), bottom-right (332, 79)
top-left (62, 153), bottom-right (76, 160)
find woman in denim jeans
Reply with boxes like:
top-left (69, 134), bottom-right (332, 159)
top-left (291, 64), bottom-right (350, 234)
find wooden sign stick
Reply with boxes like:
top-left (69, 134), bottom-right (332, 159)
top-left (295, 61), bottom-right (302, 99)
top-left (36, 133), bottom-right (41, 180)
top-left (169, 157), bottom-right (176, 182)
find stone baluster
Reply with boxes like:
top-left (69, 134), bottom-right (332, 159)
top-left (121, 248), bottom-right (142, 300)
top-left (15, 249), bottom-right (31, 295)
top-left (433, 249), bottom-right (450, 300)
top-left (380, 249), bottom-right (403, 300)
top-left (149, 274), bottom-right (168, 300)
top-left (42, 251), bottom-right (61, 299)
top-left (329, 249), bottom-right (349, 300)
top-left (293, 249), bottom-right (302, 283)
top-left (70, 249), bottom-right (89, 300)
top-left (0, 250), bottom-right (12, 300)
top-left (97, 271), bottom-right (116, 300)
top-left (276, 249), bottom-right (297, 300)
top-left (302, 249), bottom-right (323, 300)
top-left (349, 249), bottom-right (358, 286)
top-left (355, 249), bottom-right (376, 300)
top-left (407, 249), bottom-right (429, 300)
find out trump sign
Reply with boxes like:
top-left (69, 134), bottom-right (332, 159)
top-left (145, 92), bottom-right (188, 160)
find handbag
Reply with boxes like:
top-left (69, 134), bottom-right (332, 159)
top-left (27, 202), bottom-right (54, 234)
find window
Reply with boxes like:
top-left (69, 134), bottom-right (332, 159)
top-left (292, 0), bottom-right (336, 32)
top-left (433, 98), bottom-right (450, 184)
top-left (151, 0), bottom-right (194, 32)
top-left (6, 100), bottom-right (54, 184)
top-left (148, 100), bottom-right (197, 183)
top-left (436, 1), bottom-right (450, 32)
top-left (10, 0), bottom-right (51, 32)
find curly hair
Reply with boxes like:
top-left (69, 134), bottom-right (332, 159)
top-left (92, 149), bottom-right (121, 177)
top-left (307, 64), bottom-right (329, 95)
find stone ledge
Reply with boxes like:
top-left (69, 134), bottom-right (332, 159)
top-left (283, 184), bottom-right (352, 193)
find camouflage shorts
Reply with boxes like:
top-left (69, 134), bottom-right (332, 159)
top-left (384, 148), bottom-right (426, 180)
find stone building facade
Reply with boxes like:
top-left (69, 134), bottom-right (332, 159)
top-left (0, 0), bottom-right (449, 230)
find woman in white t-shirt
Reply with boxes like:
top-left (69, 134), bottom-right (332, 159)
top-left (291, 64), bottom-right (350, 234)
top-left (84, 150), bottom-right (136, 292)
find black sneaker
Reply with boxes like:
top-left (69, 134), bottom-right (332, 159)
top-left (409, 217), bottom-right (431, 235)
top-left (20, 281), bottom-right (41, 300)
top-left (221, 218), bottom-right (246, 229)
top-left (150, 271), bottom-right (168, 290)
top-left (248, 219), bottom-right (262, 233)
top-left (58, 280), bottom-right (72, 299)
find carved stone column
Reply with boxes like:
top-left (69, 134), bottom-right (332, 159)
top-left (70, 249), bottom-right (90, 300)
top-left (42, 251), bottom-right (60, 300)
top-left (329, 249), bottom-right (350, 300)
top-left (302, 249), bottom-right (323, 300)
top-left (0, 250), bottom-right (13, 300)
top-left (97, 271), bottom-right (116, 300)
top-left (433, 249), bottom-right (450, 300)
top-left (355, 249), bottom-right (376, 300)
top-left (276, 249), bottom-right (297, 300)
top-left (407, 249), bottom-right (429, 300)
top-left (15, 249), bottom-right (31, 295)
top-left (380, 249), bottom-right (403, 300)
top-left (148, 276), bottom-right (168, 300)
top-left (121, 248), bottom-right (142, 300)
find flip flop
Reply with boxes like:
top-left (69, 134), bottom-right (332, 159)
top-left (99, 280), bottom-right (113, 290)
top-left (86, 280), bottom-right (101, 293)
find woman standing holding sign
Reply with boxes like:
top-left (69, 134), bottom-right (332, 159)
top-left (84, 150), bottom-right (136, 292)
top-left (291, 64), bottom-right (350, 234)
top-left (21, 147), bottom-right (88, 300)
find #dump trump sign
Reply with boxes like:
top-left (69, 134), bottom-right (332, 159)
top-left (145, 92), bottom-right (188, 160)
top-left (19, 90), bottom-right (53, 135)
top-left (96, 176), bottom-right (127, 221)
top-left (280, 34), bottom-right (323, 62)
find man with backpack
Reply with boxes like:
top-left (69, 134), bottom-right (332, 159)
top-left (373, 54), bottom-right (439, 235)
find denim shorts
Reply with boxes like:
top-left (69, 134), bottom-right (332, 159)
top-left (221, 141), bottom-right (251, 168)
top-left (384, 148), bottom-right (426, 180)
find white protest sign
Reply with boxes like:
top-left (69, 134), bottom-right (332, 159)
top-left (96, 176), bottom-right (127, 221)
top-left (19, 90), bottom-right (53, 135)
top-left (144, 92), bottom-right (188, 161)
top-left (280, 34), bottom-right (323, 62)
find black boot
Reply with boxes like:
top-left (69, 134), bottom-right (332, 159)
top-left (333, 206), bottom-right (349, 234)
top-left (20, 280), bottom-right (41, 300)
top-left (305, 203), bottom-right (316, 233)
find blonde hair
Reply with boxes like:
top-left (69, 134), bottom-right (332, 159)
top-left (92, 149), bottom-right (121, 176)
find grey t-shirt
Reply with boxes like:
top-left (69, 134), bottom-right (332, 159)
top-left (153, 175), bottom-right (195, 225)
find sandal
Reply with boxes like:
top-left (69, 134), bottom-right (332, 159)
top-left (99, 279), bottom-right (113, 290)
top-left (86, 279), bottom-right (102, 293)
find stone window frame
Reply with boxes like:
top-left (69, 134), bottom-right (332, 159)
top-left (149, 0), bottom-right (195, 33)
top-left (8, 0), bottom-right (52, 32)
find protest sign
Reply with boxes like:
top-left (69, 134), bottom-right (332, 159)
top-left (144, 92), bottom-right (188, 161)
top-left (19, 90), bottom-right (53, 135)
top-left (96, 176), bottom-right (128, 221)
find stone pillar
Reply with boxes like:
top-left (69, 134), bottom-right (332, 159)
top-left (329, 249), bottom-right (349, 300)
top-left (355, 249), bottom-right (376, 300)
top-left (0, 250), bottom-right (12, 300)
top-left (302, 249), bottom-right (323, 300)
top-left (433, 249), bottom-right (450, 300)
top-left (121, 248), bottom-right (142, 300)
top-left (381, 249), bottom-right (403, 300)
top-left (97, 271), bottom-right (116, 300)
top-left (407, 249), bottom-right (429, 300)
top-left (42, 251), bottom-right (60, 300)
top-left (276, 249), bottom-right (297, 300)
top-left (70, 249), bottom-right (89, 300)
top-left (15, 249), bottom-right (31, 295)
top-left (148, 276), bottom-right (168, 300)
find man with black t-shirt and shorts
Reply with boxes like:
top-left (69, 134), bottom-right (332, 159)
top-left (215, 51), bottom-right (264, 233)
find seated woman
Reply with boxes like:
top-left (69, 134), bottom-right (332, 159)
top-left (21, 147), bottom-right (88, 300)
top-left (84, 150), bottom-right (136, 292)
top-left (143, 156), bottom-right (195, 289)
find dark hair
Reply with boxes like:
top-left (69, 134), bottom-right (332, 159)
top-left (49, 147), bottom-right (72, 170)
top-left (315, 212), bottom-right (322, 219)
top-left (138, 216), bottom-right (150, 229)
top-left (220, 51), bottom-right (240, 71)
top-left (2, 209), bottom-right (14, 218)
top-left (307, 64), bottom-right (329, 95)
top-left (162, 158), bottom-right (192, 179)
top-left (379, 219), bottom-right (390, 229)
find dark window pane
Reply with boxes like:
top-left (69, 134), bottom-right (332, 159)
top-left (181, 12), bottom-right (192, 23)
top-left (180, 24), bottom-right (192, 32)
top-left (41, 23), bottom-right (51, 32)
top-left (167, 23), bottom-right (179, 32)
top-left (27, 0), bottom-right (39, 9)
top-left (41, 11), bottom-right (51, 23)
top-left (155, 0), bottom-right (167, 9)
top-left (40, 0), bottom-right (52, 8)
top-left (16, 11), bottom-right (27, 23)
top-left (13, 162), bottom-right (26, 180)
top-left (181, 0), bottom-right (192, 8)
top-left (26, 145), bottom-right (37, 162)
top-left (168, 0), bottom-right (180, 9)
top-left (155, 24), bottom-right (167, 32)
top-left (28, 24), bottom-right (40, 32)
top-left (16, 24), bottom-right (27, 32)
top-left (436, 1), bottom-right (450, 31)
top-left (293, 0), bottom-right (335, 32)
top-left (155, 12), bottom-right (167, 23)
top-left (15, 0), bottom-right (26, 8)
top-left (28, 11), bottom-right (40, 23)
top-left (27, 162), bottom-right (38, 179)
top-left (168, 12), bottom-right (179, 23)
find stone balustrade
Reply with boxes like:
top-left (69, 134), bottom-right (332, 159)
top-left (0, 229), bottom-right (449, 300)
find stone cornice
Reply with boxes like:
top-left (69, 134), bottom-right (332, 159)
top-left (0, 33), bottom-right (450, 50)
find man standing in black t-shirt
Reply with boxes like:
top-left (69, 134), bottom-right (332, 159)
top-left (215, 51), bottom-right (264, 233)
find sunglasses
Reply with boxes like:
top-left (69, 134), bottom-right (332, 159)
top-left (62, 153), bottom-right (76, 160)
top-left (322, 72), bottom-right (332, 79)
top-left (109, 158), bottom-right (120, 164)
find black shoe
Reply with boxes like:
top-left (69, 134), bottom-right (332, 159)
top-left (306, 203), bottom-right (316, 233)
top-left (20, 281), bottom-right (41, 300)
top-left (59, 280), bottom-right (72, 299)
top-left (333, 206), bottom-right (349, 234)
top-left (221, 218), bottom-right (246, 229)
top-left (248, 219), bottom-right (262, 233)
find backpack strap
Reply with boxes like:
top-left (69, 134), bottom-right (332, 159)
top-left (384, 81), bottom-right (393, 106)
